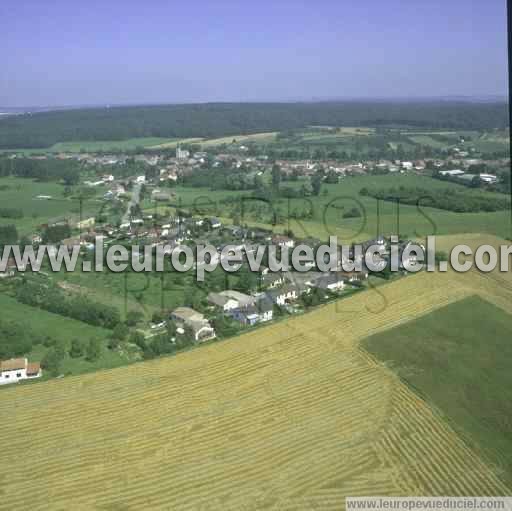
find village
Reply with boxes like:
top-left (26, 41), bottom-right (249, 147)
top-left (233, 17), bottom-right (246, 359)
top-left (0, 136), bottom-right (507, 385)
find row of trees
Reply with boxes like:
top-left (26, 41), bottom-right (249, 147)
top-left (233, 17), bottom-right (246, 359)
top-left (15, 281), bottom-right (120, 329)
top-left (360, 185), bottom-right (511, 213)
top-left (0, 157), bottom-right (81, 184)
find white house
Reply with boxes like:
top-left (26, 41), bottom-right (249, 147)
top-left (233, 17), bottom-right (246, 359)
top-left (170, 307), bottom-right (216, 343)
top-left (208, 290), bottom-right (255, 311)
top-left (271, 235), bottom-right (295, 249)
top-left (0, 358), bottom-right (42, 385)
top-left (311, 273), bottom-right (345, 292)
top-left (479, 173), bottom-right (497, 184)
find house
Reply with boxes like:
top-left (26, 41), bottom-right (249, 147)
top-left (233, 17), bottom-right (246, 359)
top-left (208, 290), bottom-right (255, 312)
top-left (310, 273), bottom-right (345, 292)
top-left (170, 307), bottom-right (216, 343)
top-left (339, 270), bottom-right (368, 282)
top-left (229, 296), bottom-right (273, 326)
top-left (401, 161), bottom-right (413, 170)
top-left (271, 235), bottom-right (295, 249)
top-left (267, 284), bottom-right (298, 305)
top-left (0, 257), bottom-right (18, 279)
top-left (439, 169), bottom-right (464, 177)
top-left (76, 217), bottom-right (95, 230)
top-left (479, 173), bottom-right (497, 184)
top-left (261, 272), bottom-right (285, 289)
top-left (207, 292), bottom-right (240, 312)
top-left (0, 358), bottom-right (42, 385)
top-left (207, 217), bottom-right (222, 229)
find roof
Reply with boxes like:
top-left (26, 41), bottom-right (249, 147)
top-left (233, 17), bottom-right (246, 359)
top-left (207, 292), bottom-right (231, 308)
top-left (219, 290), bottom-right (255, 306)
top-left (171, 307), bottom-right (204, 323)
top-left (0, 358), bottom-right (27, 372)
top-left (26, 362), bottom-right (41, 376)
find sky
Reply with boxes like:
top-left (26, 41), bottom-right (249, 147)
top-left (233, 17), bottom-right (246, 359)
top-left (0, 0), bottom-right (508, 107)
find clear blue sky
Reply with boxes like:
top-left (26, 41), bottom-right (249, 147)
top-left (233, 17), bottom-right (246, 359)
top-left (1, 0), bottom-right (508, 106)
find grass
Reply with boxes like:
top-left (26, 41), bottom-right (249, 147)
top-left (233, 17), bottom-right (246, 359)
top-left (0, 137), bottom-right (180, 154)
top-left (0, 176), bottom-right (104, 234)
top-left (363, 295), bottom-right (512, 486)
top-left (0, 293), bottom-right (128, 380)
top-left (157, 175), bottom-right (511, 242)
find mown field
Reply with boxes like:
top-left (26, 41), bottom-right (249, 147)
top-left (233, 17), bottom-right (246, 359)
top-left (364, 295), bottom-right (512, 486)
top-left (1, 234), bottom-right (510, 509)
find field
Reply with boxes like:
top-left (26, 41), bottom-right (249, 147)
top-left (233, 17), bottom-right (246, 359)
top-left (0, 293), bottom-right (127, 379)
top-left (0, 138), bottom-right (180, 154)
top-left (1, 234), bottom-right (511, 509)
top-left (0, 177), bottom-right (103, 234)
top-left (364, 295), bottom-right (512, 486)
top-left (163, 175), bottom-right (512, 242)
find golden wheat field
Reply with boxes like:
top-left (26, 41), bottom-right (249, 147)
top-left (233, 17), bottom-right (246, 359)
top-left (1, 234), bottom-right (511, 510)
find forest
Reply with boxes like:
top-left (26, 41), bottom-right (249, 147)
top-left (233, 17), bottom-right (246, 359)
top-left (0, 101), bottom-right (508, 149)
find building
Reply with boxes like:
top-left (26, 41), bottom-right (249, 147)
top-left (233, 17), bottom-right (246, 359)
top-left (176, 146), bottom-right (190, 160)
top-left (479, 173), bottom-right (497, 184)
top-left (229, 297), bottom-right (274, 326)
top-left (170, 307), bottom-right (216, 343)
top-left (76, 217), bottom-right (95, 230)
top-left (311, 273), bottom-right (346, 292)
top-left (267, 284), bottom-right (298, 305)
top-left (208, 290), bottom-right (255, 312)
top-left (261, 272), bottom-right (285, 289)
top-left (0, 358), bottom-right (42, 385)
top-left (271, 235), bottom-right (295, 249)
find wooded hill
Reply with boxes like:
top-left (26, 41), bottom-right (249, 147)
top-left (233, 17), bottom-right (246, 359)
top-left (0, 101), bottom-right (508, 149)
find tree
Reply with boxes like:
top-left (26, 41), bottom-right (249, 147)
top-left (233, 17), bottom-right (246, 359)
top-left (69, 338), bottom-right (86, 358)
top-left (112, 323), bottom-right (129, 341)
top-left (271, 163), bottom-right (281, 191)
top-left (312, 174), bottom-right (322, 196)
top-left (86, 338), bottom-right (102, 362)
top-left (129, 331), bottom-right (147, 350)
top-left (42, 347), bottom-right (64, 376)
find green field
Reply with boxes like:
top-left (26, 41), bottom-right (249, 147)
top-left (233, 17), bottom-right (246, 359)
top-left (160, 175), bottom-right (511, 242)
top-left (0, 137), bottom-right (180, 154)
top-left (363, 295), bottom-right (512, 486)
top-left (0, 293), bottom-right (129, 381)
top-left (0, 177), bottom-right (104, 234)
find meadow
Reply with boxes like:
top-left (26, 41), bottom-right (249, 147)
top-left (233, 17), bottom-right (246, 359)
top-left (0, 293), bottom-right (128, 380)
top-left (160, 175), bottom-right (512, 242)
top-left (0, 176), bottom-right (104, 234)
top-left (0, 236), bottom-right (510, 508)
top-left (364, 295), bottom-right (512, 486)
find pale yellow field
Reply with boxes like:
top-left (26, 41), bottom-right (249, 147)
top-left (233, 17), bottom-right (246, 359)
top-left (200, 132), bottom-right (278, 147)
top-left (147, 138), bottom-right (204, 150)
top-left (1, 235), bottom-right (511, 510)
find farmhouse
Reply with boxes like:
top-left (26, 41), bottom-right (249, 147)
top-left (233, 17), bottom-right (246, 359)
top-left (170, 307), bottom-right (216, 343)
top-left (0, 358), bottom-right (42, 385)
